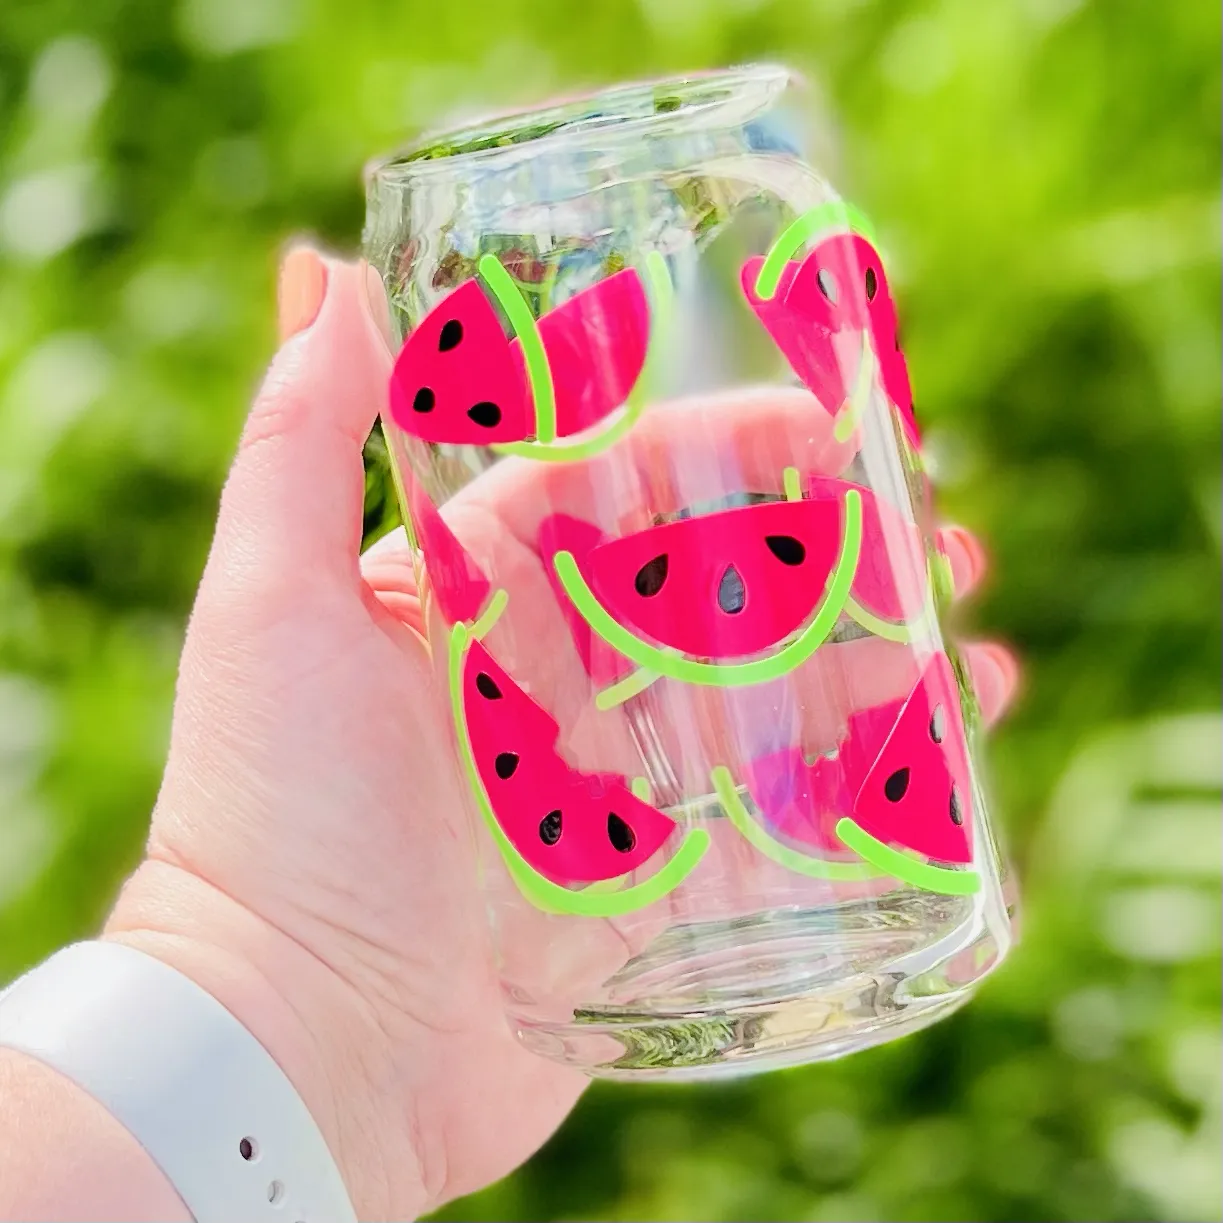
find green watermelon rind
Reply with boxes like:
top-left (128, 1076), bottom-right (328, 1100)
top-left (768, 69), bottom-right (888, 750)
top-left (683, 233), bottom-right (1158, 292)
top-left (448, 619), bottom-right (710, 917)
top-left (554, 489), bottom-right (864, 696)
top-left (834, 817), bottom-right (981, 896)
top-left (843, 594), bottom-right (936, 645)
top-left (478, 254), bottom-right (557, 445)
top-left (831, 330), bottom-right (876, 444)
top-left (711, 766), bottom-right (883, 881)
top-left (483, 251), bottom-right (672, 464)
top-left (470, 588), bottom-right (508, 639)
top-left (752, 201), bottom-right (878, 301)
top-left (489, 391), bottom-right (648, 463)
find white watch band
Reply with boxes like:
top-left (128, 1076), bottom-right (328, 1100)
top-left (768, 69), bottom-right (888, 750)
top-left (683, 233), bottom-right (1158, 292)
top-left (0, 941), bottom-right (357, 1223)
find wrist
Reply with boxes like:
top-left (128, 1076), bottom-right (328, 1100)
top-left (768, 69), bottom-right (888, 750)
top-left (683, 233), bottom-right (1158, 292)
top-left (105, 856), bottom-right (428, 1222)
top-left (0, 1047), bottom-right (192, 1222)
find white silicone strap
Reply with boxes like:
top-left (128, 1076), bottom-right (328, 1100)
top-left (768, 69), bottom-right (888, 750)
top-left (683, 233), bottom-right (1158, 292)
top-left (0, 941), bottom-right (357, 1223)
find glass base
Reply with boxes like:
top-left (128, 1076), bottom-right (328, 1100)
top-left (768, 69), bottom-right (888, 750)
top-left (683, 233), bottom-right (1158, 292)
top-left (513, 902), bottom-right (1006, 1079)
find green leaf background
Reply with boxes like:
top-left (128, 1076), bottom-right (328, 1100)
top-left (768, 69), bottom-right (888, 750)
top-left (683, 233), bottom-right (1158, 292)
top-left (0, 1), bottom-right (1218, 1219)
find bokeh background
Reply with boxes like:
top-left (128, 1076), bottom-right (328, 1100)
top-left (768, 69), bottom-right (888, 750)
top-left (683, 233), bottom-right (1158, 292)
top-left (1, 1), bottom-right (1219, 1219)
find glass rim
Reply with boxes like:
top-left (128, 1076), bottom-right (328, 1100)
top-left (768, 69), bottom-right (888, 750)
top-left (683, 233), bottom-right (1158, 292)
top-left (364, 62), bottom-right (795, 186)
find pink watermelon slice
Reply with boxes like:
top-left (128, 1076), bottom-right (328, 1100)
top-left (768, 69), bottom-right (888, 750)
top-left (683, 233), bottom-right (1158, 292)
top-left (534, 269), bottom-right (650, 439)
top-left (742, 232), bottom-right (918, 446)
top-left (740, 258), bottom-right (856, 426)
top-left (582, 490), bottom-right (847, 659)
top-left (461, 635), bottom-right (677, 885)
top-left (806, 475), bottom-right (930, 637)
top-left (742, 653), bottom-right (979, 894)
top-left (547, 485), bottom-right (863, 706)
top-left (742, 695), bottom-right (906, 855)
top-left (844, 652), bottom-right (975, 866)
top-left (388, 266), bottom-right (649, 447)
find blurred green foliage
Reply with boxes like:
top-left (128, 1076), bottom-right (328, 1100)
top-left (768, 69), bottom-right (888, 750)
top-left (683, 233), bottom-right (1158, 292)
top-left (0, 0), bottom-right (1219, 1219)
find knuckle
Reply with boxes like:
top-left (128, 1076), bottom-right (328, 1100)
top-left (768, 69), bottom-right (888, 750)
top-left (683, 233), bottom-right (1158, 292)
top-left (240, 387), bottom-right (311, 453)
top-left (239, 343), bottom-right (313, 452)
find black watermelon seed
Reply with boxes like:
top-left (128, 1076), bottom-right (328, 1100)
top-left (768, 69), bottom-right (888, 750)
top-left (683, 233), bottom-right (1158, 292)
top-left (467, 401), bottom-right (502, 428)
top-left (717, 564), bottom-right (746, 614)
top-left (494, 752), bottom-right (519, 780)
top-left (413, 386), bottom-right (436, 413)
top-left (865, 266), bottom-right (878, 301)
top-left (438, 319), bottom-right (463, 351)
top-left (607, 812), bottom-right (636, 853)
top-left (816, 268), bottom-right (838, 303)
top-left (883, 767), bottom-right (910, 802)
top-left (929, 705), bottom-right (946, 744)
top-left (765, 534), bottom-right (806, 566)
top-left (949, 787), bottom-right (964, 825)
top-left (475, 672), bottom-right (502, 700)
top-left (634, 554), bottom-right (669, 598)
top-left (539, 810), bottom-right (562, 844)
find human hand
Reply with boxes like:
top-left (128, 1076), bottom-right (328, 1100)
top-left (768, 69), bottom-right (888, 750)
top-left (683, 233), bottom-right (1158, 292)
top-left (104, 247), bottom-right (1019, 1220)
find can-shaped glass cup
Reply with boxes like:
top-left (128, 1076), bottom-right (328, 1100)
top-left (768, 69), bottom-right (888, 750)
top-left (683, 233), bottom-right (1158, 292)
top-left (362, 64), bottom-right (1015, 1078)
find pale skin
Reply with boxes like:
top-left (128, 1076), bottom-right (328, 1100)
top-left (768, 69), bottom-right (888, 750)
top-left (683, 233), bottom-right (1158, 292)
top-left (0, 250), bottom-right (1019, 1222)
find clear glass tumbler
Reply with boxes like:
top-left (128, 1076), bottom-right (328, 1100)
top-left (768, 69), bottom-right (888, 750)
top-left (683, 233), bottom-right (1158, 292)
top-left (362, 64), bottom-right (1016, 1078)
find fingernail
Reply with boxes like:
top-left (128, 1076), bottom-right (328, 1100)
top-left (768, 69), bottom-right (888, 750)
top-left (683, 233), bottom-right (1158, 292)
top-left (360, 260), bottom-right (394, 349)
top-left (938, 526), bottom-right (989, 597)
top-left (981, 644), bottom-right (1020, 695)
top-left (277, 247), bottom-right (328, 342)
top-left (954, 527), bottom-right (988, 579)
top-left (965, 641), bottom-right (1022, 726)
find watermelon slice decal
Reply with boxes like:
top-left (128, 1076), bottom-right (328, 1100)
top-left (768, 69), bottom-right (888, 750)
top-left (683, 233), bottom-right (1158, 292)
top-left (714, 653), bottom-right (980, 895)
top-left (448, 618), bottom-right (710, 916)
top-left (711, 765), bottom-right (880, 882)
top-left (551, 487), bottom-right (863, 708)
top-left (584, 492), bottom-right (848, 659)
top-left (389, 251), bottom-right (671, 462)
top-left (542, 472), bottom-right (934, 693)
top-left (835, 653), bottom-right (980, 894)
top-left (805, 475), bottom-right (934, 643)
top-left (738, 695), bottom-right (908, 853)
top-left (718, 692), bottom-right (914, 878)
top-left (743, 203), bottom-right (919, 448)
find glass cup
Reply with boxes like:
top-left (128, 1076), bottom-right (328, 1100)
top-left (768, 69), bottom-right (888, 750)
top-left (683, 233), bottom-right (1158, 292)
top-left (362, 64), bottom-right (1016, 1078)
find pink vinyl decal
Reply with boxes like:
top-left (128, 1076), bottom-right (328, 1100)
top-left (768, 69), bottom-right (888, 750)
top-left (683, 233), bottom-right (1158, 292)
top-left (584, 491), bottom-right (846, 659)
top-left (388, 278), bottom-right (531, 443)
top-left (740, 257), bottom-right (848, 420)
top-left (405, 474), bottom-right (491, 626)
top-left (743, 696), bottom-right (906, 855)
top-left (791, 233), bottom-right (914, 442)
top-left (742, 233), bottom-right (919, 446)
top-left (530, 267), bottom-right (649, 438)
top-left (387, 267), bottom-right (649, 446)
top-left (462, 636), bottom-right (678, 884)
top-left (537, 514), bottom-right (636, 685)
top-left (806, 475), bottom-right (928, 625)
top-left (849, 652), bottom-right (974, 864)
top-left (742, 751), bottom-right (849, 855)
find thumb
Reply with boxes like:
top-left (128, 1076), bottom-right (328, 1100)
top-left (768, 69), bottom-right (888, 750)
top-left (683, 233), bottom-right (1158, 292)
top-left (203, 248), bottom-right (394, 604)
